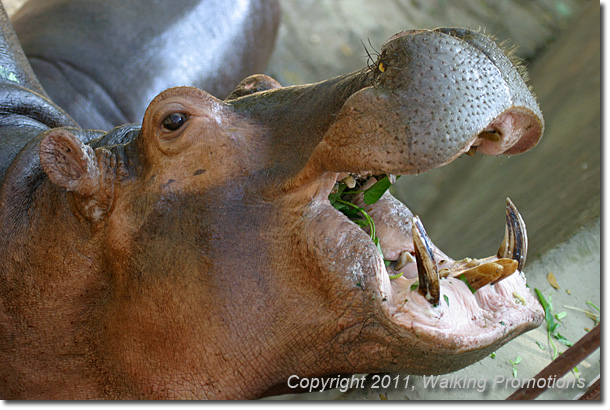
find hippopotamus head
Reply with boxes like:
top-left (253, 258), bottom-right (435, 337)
top-left (0, 28), bottom-right (544, 399)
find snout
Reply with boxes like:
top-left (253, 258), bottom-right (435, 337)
top-left (311, 28), bottom-right (544, 176)
top-left (377, 28), bottom-right (544, 160)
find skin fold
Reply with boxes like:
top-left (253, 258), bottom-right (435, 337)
top-left (0, 1), bottom-right (544, 400)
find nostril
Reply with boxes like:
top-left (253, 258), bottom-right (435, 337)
top-left (475, 109), bottom-right (543, 156)
top-left (475, 110), bottom-right (538, 156)
top-left (478, 130), bottom-right (502, 142)
top-left (504, 117), bottom-right (544, 155)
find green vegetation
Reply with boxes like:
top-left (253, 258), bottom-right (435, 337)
top-left (328, 175), bottom-right (398, 264)
top-left (534, 289), bottom-right (574, 360)
top-left (509, 356), bottom-right (521, 377)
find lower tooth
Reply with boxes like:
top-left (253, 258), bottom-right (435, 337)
top-left (465, 258), bottom-right (480, 268)
top-left (342, 175), bottom-right (357, 189)
top-left (497, 198), bottom-right (528, 271)
top-left (491, 258), bottom-right (518, 284)
top-left (459, 262), bottom-right (504, 291)
top-left (394, 251), bottom-right (415, 270)
top-left (412, 216), bottom-right (440, 305)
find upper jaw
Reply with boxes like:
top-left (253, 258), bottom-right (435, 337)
top-left (290, 27), bottom-right (545, 187)
top-left (383, 28), bottom-right (545, 160)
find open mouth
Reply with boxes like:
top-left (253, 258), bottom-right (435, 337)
top-left (273, 26), bottom-right (546, 359)
top-left (327, 172), bottom-right (543, 352)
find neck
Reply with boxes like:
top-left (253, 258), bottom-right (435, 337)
top-left (0, 182), bottom-right (109, 398)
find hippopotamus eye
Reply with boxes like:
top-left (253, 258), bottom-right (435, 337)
top-left (162, 113), bottom-right (187, 131)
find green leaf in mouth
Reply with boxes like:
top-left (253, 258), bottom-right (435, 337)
top-left (328, 181), bottom-right (348, 206)
top-left (389, 272), bottom-right (403, 280)
top-left (329, 175), bottom-right (401, 267)
top-left (363, 175), bottom-right (393, 205)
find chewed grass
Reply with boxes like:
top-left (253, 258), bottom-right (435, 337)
top-left (328, 174), bottom-right (399, 268)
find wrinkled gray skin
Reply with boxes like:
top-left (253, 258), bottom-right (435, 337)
top-left (0, 0), bottom-right (544, 400)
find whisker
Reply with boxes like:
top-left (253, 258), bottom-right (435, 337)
top-left (361, 39), bottom-right (378, 71)
top-left (367, 38), bottom-right (381, 56)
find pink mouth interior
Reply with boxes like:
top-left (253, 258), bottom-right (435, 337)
top-left (329, 176), bottom-right (544, 352)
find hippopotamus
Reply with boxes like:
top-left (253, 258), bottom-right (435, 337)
top-left (0, 0), bottom-right (545, 400)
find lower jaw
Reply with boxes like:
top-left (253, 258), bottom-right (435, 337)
top-left (332, 174), bottom-right (528, 300)
top-left (329, 174), bottom-right (543, 352)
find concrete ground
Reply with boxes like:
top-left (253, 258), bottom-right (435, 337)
top-left (3, 0), bottom-right (601, 401)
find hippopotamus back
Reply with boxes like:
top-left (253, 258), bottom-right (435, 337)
top-left (0, 4), bottom-right (77, 180)
top-left (10, 0), bottom-right (280, 130)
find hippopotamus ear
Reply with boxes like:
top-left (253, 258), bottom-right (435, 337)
top-left (225, 74), bottom-right (282, 99)
top-left (39, 129), bottom-right (116, 220)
